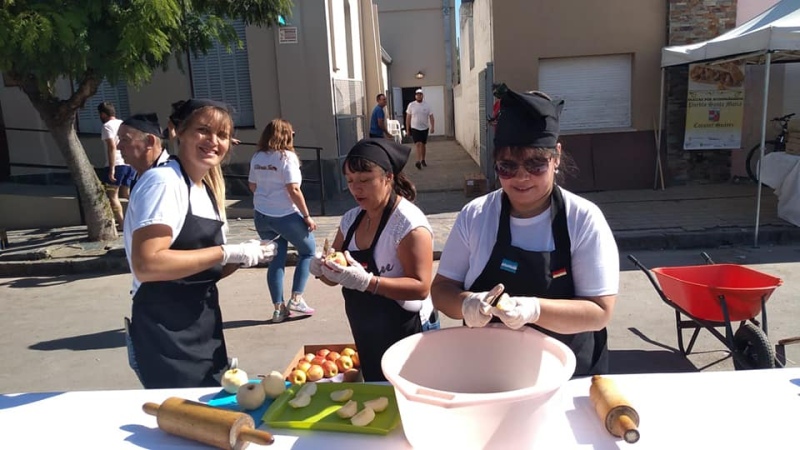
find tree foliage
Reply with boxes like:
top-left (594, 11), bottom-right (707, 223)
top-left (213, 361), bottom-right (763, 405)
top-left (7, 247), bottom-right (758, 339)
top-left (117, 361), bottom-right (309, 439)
top-left (0, 0), bottom-right (292, 241)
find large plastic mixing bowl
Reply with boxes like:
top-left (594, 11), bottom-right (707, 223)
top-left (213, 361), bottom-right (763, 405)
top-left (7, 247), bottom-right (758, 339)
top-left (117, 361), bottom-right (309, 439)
top-left (382, 325), bottom-right (576, 449)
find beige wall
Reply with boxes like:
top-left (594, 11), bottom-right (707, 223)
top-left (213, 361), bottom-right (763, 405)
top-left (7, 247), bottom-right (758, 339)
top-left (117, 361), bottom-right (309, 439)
top-left (375, 0), bottom-right (456, 135)
top-left (492, 0), bottom-right (666, 132)
top-left (453, 0), bottom-right (494, 163)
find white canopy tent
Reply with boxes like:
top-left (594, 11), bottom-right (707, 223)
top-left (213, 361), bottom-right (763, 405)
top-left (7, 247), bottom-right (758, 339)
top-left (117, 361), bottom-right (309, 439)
top-left (659, 0), bottom-right (800, 246)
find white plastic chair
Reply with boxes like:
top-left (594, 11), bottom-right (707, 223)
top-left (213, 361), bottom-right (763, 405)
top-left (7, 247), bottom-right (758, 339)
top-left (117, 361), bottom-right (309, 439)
top-left (386, 119), bottom-right (402, 143)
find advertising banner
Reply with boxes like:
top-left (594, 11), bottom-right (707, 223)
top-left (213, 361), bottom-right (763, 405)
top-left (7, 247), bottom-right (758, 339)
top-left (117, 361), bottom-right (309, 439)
top-left (683, 62), bottom-right (745, 150)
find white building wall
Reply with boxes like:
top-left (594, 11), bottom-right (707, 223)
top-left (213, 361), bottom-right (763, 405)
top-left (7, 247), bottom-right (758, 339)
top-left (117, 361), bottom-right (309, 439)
top-left (454, 0), bottom-right (493, 164)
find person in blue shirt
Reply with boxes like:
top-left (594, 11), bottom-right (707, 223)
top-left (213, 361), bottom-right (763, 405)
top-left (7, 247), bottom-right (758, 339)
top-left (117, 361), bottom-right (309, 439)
top-left (369, 93), bottom-right (391, 139)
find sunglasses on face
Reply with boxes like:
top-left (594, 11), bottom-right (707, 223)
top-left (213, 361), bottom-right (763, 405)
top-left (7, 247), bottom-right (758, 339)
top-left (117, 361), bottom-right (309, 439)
top-left (495, 158), bottom-right (551, 179)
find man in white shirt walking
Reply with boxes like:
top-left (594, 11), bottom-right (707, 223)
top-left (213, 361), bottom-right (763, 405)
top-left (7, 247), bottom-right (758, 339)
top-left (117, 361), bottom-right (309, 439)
top-left (405, 89), bottom-right (435, 170)
top-left (98, 101), bottom-right (135, 229)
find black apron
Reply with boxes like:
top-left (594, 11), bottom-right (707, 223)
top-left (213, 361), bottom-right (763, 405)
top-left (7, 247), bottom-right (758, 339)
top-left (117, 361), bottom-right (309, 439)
top-left (340, 194), bottom-right (422, 382)
top-left (468, 186), bottom-right (608, 377)
top-left (129, 159), bottom-right (229, 389)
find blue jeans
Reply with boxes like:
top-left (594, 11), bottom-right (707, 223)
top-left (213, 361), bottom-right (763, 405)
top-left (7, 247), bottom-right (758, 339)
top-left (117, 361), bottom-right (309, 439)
top-left (254, 211), bottom-right (316, 305)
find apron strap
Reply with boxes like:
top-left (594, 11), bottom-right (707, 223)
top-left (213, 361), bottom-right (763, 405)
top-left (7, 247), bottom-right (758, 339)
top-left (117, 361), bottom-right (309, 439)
top-left (342, 192), bottom-right (398, 251)
top-left (549, 185), bottom-right (572, 273)
top-left (172, 156), bottom-right (221, 219)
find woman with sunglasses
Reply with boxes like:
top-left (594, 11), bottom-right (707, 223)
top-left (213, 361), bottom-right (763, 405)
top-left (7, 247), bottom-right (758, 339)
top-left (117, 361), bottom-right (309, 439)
top-left (431, 86), bottom-right (619, 377)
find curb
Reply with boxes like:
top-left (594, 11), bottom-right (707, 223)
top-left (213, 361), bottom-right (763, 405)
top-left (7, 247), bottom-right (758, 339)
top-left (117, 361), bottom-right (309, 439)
top-left (2, 228), bottom-right (799, 278)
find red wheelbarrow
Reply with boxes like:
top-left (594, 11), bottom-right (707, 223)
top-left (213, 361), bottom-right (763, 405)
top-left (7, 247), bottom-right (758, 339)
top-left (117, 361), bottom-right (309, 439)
top-left (628, 253), bottom-right (783, 370)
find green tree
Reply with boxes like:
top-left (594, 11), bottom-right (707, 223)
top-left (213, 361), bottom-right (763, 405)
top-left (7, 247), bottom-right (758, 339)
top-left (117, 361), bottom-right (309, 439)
top-left (0, 0), bottom-right (292, 241)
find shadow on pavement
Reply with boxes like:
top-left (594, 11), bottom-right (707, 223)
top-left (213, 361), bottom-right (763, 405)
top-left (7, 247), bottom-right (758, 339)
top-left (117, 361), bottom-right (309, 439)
top-left (223, 314), bottom-right (312, 329)
top-left (0, 272), bottom-right (112, 288)
top-left (29, 328), bottom-right (125, 351)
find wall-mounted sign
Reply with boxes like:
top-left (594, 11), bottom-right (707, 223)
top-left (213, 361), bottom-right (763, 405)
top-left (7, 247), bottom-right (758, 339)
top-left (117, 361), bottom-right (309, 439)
top-left (279, 27), bottom-right (298, 44)
top-left (683, 62), bottom-right (745, 150)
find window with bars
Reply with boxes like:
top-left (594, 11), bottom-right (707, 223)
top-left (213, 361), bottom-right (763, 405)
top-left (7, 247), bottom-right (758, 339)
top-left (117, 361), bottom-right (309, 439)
top-left (76, 79), bottom-right (130, 134)
top-left (189, 19), bottom-right (255, 127)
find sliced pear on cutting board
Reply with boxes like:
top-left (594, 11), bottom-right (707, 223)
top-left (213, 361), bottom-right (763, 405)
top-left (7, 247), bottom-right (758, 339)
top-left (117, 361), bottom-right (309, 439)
top-left (330, 388), bottom-right (354, 402)
top-left (350, 406), bottom-right (376, 427)
top-left (363, 396), bottom-right (389, 413)
top-left (336, 400), bottom-right (358, 419)
top-left (297, 382), bottom-right (317, 397)
top-left (288, 393), bottom-right (312, 409)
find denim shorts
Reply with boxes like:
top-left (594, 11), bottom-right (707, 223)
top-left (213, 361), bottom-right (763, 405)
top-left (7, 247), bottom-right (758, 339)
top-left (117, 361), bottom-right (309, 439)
top-left (422, 310), bottom-right (441, 332)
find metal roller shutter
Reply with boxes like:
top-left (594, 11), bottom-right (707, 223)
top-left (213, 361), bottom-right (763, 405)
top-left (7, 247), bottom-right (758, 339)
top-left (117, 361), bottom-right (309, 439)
top-left (539, 54), bottom-right (632, 131)
top-left (77, 80), bottom-right (130, 134)
top-left (190, 19), bottom-right (255, 127)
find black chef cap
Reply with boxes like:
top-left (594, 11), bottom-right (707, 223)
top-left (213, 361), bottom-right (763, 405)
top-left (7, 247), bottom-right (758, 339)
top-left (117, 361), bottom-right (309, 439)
top-left (172, 98), bottom-right (231, 125)
top-left (346, 138), bottom-right (411, 175)
top-left (493, 83), bottom-right (564, 148)
top-left (122, 113), bottom-right (162, 137)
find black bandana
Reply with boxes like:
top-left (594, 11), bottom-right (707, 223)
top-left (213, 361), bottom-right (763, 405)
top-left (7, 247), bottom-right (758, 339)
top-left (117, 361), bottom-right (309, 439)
top-left (122, 113), bottom-right (162, 137)
top-left (346, 138), bottom-right (411, 175)
top-left (172, 98), bottom-right (231, 125)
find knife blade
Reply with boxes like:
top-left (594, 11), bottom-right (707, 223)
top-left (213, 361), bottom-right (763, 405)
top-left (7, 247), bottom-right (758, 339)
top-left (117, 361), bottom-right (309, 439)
top-left (485, 283), bottom-right (505, 308)
top-left (323, 238), bottom-right (331, 256)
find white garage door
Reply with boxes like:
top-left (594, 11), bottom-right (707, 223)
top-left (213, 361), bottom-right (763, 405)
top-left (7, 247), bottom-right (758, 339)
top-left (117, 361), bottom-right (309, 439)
top-left (539, 54), bottom-right (632, 131)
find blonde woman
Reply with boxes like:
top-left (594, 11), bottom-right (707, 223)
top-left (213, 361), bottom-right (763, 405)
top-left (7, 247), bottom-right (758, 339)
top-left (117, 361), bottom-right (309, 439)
top-left (249, 119), bottom-right (317, 323)
top-left (124, 99), bottom-right (274, 388)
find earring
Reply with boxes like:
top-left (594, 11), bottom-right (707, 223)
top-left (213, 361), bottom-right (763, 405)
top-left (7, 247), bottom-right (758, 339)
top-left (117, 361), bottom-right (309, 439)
top-left (555, 168), bottom-right (560, 174)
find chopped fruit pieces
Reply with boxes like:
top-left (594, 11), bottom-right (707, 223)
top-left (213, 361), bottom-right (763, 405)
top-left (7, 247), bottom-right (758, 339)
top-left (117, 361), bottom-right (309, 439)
top-left (329, 388), bottom-right (354, 402)
top-left (350, 407), bottom-right (376, 427)
top-left (336, 400), bottom-right (358, 419)
top-left (363, 396), bottom-right (389, 413)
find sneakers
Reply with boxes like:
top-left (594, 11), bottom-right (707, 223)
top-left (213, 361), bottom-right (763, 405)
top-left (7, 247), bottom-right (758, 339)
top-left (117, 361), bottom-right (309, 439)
top-left (415, 161), bottom-right (422, 170)
top-left (272, 304), bottom-right (289, 323)
top-left (288, 296), bottom-right (315, 314)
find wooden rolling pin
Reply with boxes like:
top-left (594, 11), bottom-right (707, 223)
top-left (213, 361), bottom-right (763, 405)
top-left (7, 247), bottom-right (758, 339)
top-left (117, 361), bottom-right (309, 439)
top-left (143, 397), bottom-right (274, 450)
top-left (589, 375), bottom-right (640, 444)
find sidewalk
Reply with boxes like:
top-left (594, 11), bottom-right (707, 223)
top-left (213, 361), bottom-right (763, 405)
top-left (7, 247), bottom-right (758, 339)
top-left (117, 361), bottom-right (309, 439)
top-left (2, 140), bottom-right (799, 277)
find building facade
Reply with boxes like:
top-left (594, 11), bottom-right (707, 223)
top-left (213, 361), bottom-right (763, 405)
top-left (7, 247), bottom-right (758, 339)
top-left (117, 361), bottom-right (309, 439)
top-left (374, 0), bottom-right (457, 137)
top-left (0, 0), bottom-right (384, 199)
top-left (455, 0), bottom-right (667, 191)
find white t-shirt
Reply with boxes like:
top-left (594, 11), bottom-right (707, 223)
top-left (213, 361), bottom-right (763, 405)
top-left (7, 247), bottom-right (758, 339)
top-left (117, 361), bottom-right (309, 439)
top-left (340, 197), bottom-right (435, 318)
top-left (123, 160), bottom-right (225, 295)
top-left (100, 118), bottom-right (125, 166)
top-left (249, 150), bottom-right (302, 217)
top-left (405, 101), bottom-right (432, 131)
top-left (437, 188), bottom-right (619, 297)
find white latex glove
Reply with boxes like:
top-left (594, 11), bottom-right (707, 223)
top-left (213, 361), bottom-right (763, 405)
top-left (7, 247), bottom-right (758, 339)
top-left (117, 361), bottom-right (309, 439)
top-left (462, 292), bottom-right (493, 328)
top-left (260, 241), bottom-right (277, 263)
top-left (309, 252), bottom-right (326, 278)
top-left (461, 284), bottom-right (504, 328)
top-left (320, 251), bottom-right (373, 292)
top-left (491, 295), bottom-right (541, 330)
top-left (221, 239), bottom-right (265, 267)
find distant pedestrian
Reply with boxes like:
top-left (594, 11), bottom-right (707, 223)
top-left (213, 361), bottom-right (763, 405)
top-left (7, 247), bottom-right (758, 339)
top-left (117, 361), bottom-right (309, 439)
top-left (405, 89), bottom-right (434, 170)
top-left (369, 93), bottom-right (392, 139)
top-left (98, 101), bottom-right (135, 229)
top-left (249, 119), bottom-right (317, 323)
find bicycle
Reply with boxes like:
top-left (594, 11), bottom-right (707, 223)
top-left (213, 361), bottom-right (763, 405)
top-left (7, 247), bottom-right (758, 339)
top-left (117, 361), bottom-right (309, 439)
top-left (745, 112), bottom-right (795, 183)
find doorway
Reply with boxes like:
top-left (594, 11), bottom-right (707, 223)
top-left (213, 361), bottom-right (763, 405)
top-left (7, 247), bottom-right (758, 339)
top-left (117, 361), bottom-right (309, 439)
top-left (400, 87), bottom-right (420, 133)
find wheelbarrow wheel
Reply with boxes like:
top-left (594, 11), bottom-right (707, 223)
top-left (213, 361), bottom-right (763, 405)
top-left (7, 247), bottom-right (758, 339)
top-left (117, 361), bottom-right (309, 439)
top-left (732, 323), bottom-right (775, 370)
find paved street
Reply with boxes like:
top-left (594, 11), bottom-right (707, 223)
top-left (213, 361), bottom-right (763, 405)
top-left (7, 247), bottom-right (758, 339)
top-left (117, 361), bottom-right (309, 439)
top-left (1, 245), bottom-right (799, 394)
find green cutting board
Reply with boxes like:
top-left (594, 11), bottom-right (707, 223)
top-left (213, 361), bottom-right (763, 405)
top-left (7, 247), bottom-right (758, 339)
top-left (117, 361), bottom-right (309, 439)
top-left (262, 382), bottom-right (401, 435)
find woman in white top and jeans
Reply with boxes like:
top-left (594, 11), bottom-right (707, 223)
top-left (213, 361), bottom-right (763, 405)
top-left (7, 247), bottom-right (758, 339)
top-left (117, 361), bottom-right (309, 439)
top-left (249, 119), bottom-right (317, 322)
